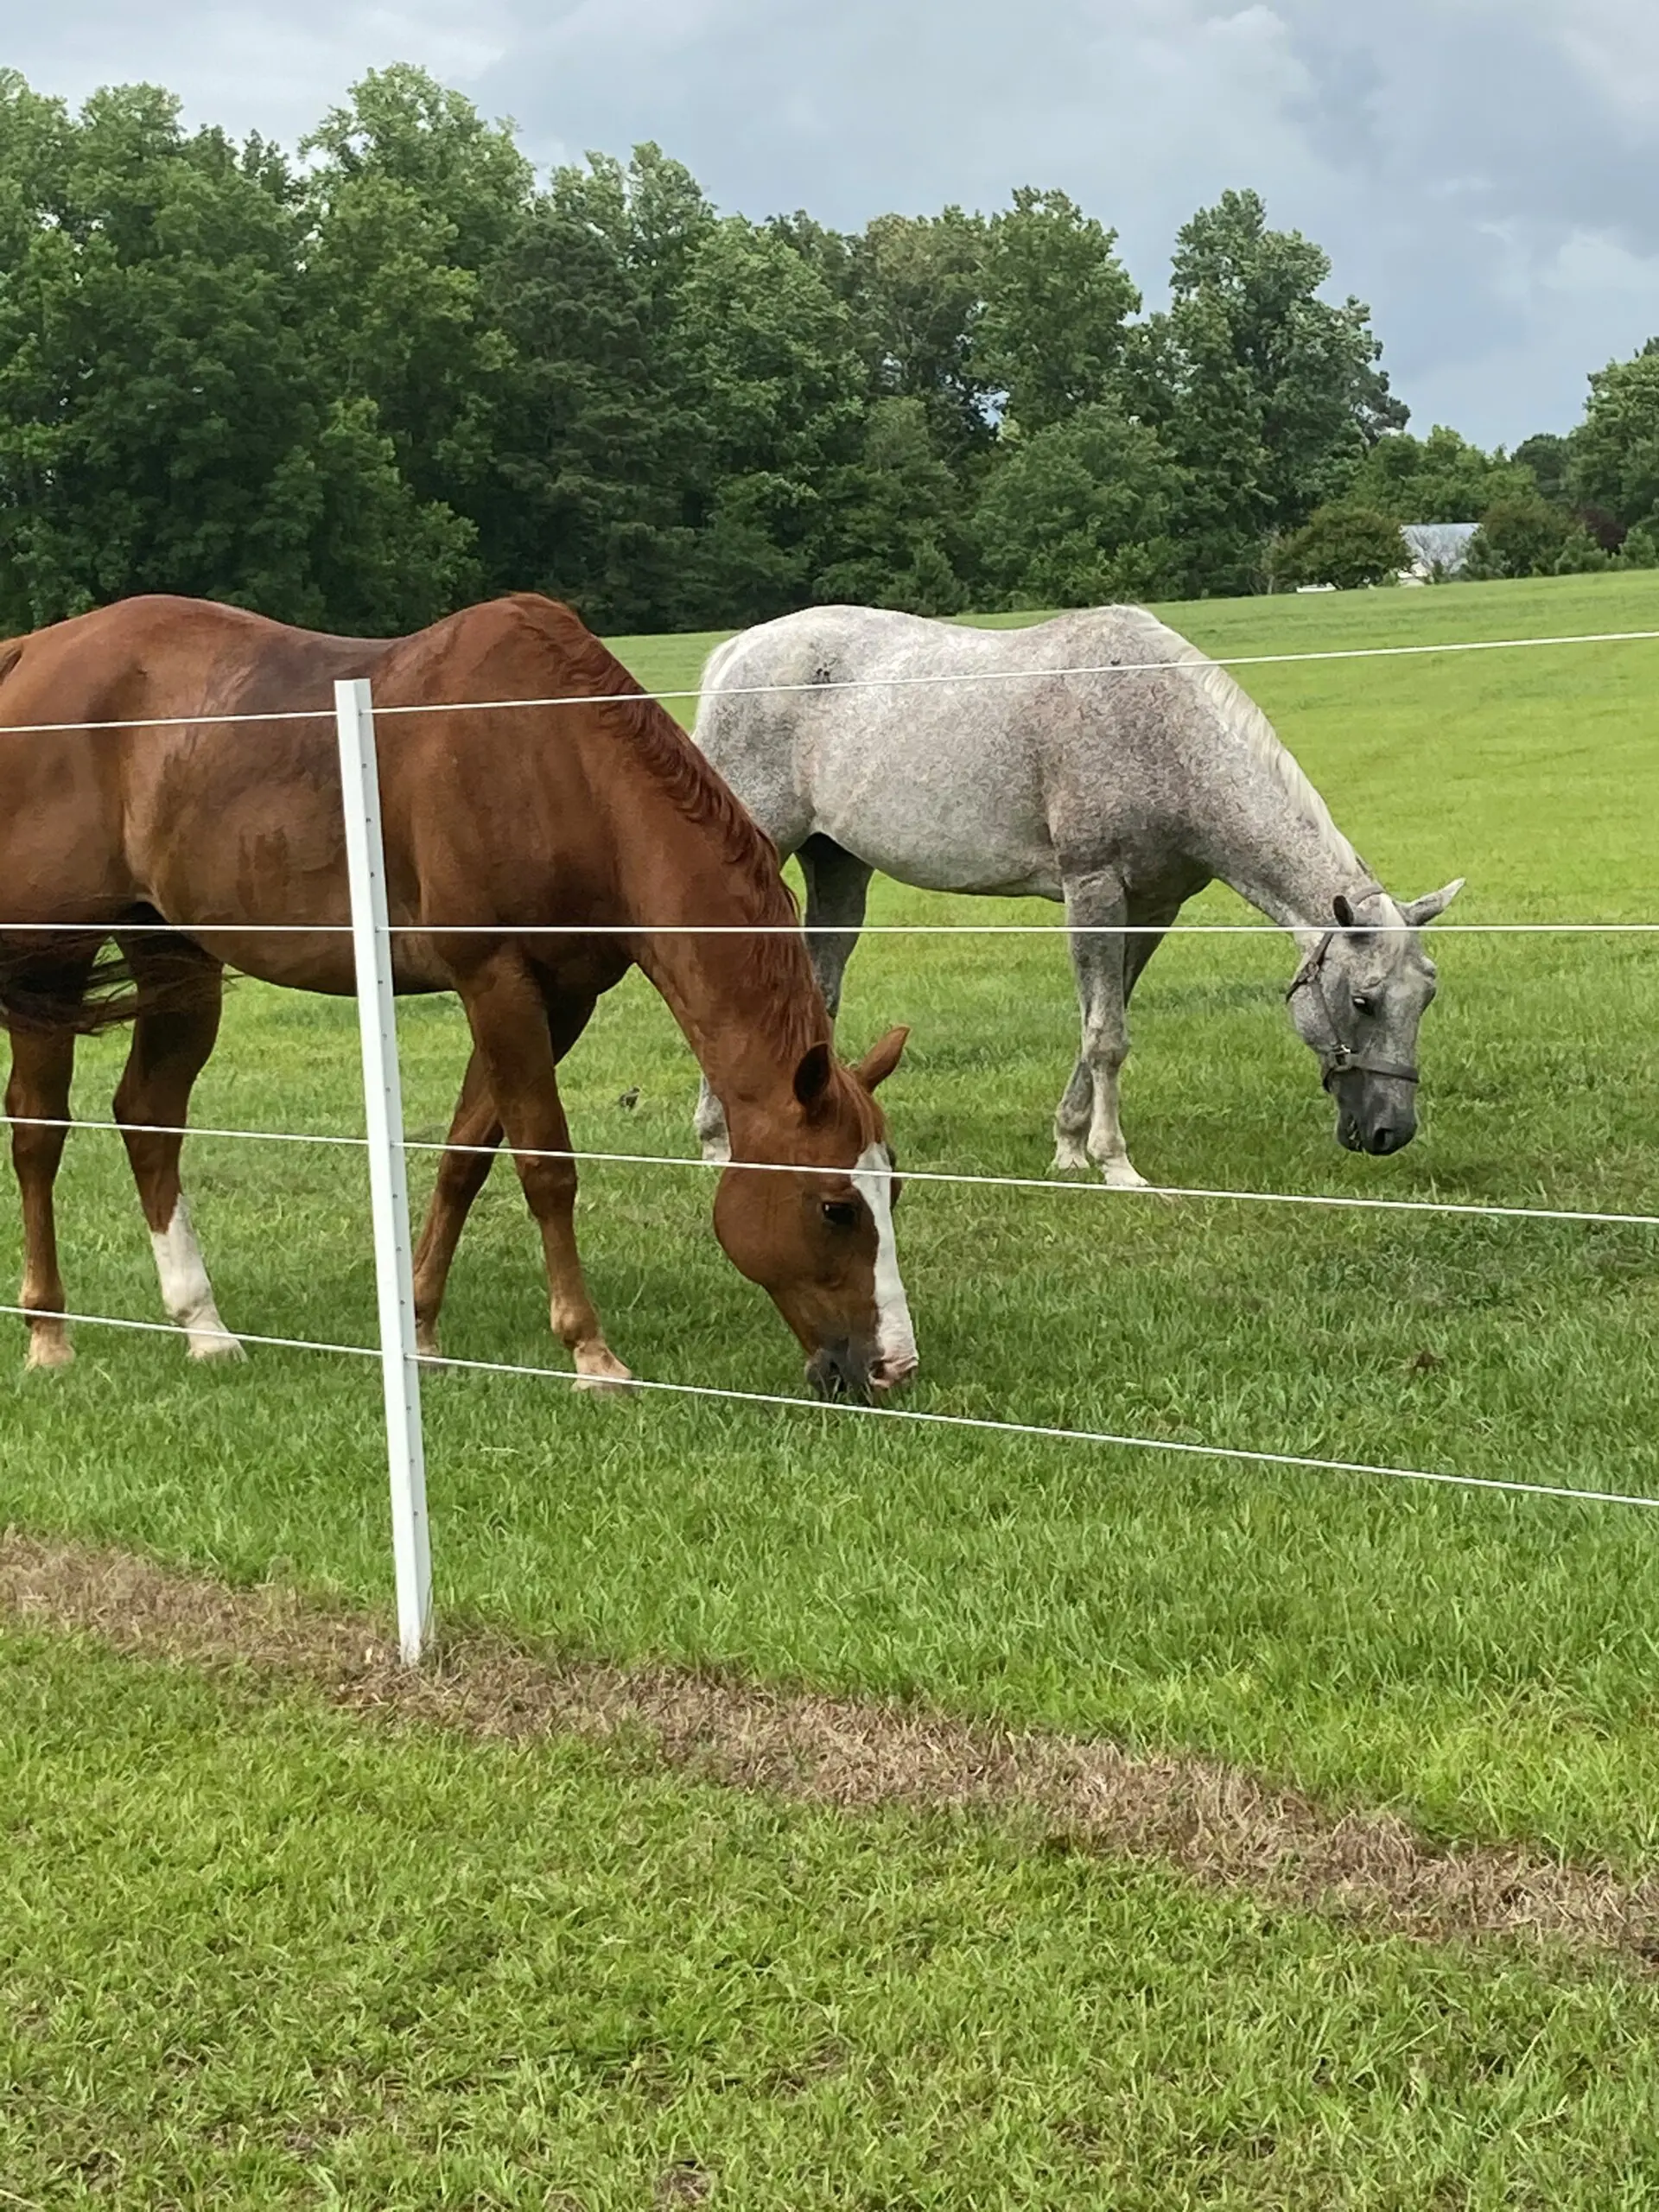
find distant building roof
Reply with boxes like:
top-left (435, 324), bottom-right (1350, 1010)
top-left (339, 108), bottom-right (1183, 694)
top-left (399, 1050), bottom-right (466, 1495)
top-left (1400, 522), bottom-right (1481, 575)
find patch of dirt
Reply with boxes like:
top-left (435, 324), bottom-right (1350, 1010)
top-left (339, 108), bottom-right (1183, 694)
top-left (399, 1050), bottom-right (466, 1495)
top-left (3, 1528), bottom-right (1654, 1961)
top-left (654, 2158), bottom-right (714, 2207)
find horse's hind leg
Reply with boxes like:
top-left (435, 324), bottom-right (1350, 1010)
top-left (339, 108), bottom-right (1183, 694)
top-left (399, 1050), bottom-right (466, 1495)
top-left (111, 949), bottom-right (243, 1359)
top-left (7, 1025), bottom-right (79, 1370)
top-left (1053, 868), bottom-right (1146, 1189)
top-left (413, 986), bottom-right (603, 1354)
top-left (798, 835), bottom-right (873, 1020)
top-left (454, 951), bottom-right (631, 1390)
top-left (411, 1046), bottom-right (503, 1357)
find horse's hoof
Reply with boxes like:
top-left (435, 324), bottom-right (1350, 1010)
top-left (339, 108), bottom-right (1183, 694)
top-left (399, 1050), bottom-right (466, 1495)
top-left (573, 1352), bottom-right (637, 1396)
top-left (188, 1330), bottom-right (247, 1362)
top-left (1051, 1144), bottom-right (1091, 1173)
top-left (24, 1330), bottom-right (74, 1372)
top-left (574, 1374), bottom-right (638, 1399)
top-left (1099, 1163), bottom-right (1152, 1192)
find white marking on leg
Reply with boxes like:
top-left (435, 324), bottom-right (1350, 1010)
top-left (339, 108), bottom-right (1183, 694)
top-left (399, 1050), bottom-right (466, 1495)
top-left (1084, 1046), bottom-right (1147, 1186)
top-left (150, 1198), bottom-right (245, 1360)
top-left (854, 1141), bottom-right (917, 1385)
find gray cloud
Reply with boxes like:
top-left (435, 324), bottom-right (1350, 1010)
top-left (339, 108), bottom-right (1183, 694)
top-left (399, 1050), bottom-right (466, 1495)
top-left (11, 0), bottom-right (1659, 444)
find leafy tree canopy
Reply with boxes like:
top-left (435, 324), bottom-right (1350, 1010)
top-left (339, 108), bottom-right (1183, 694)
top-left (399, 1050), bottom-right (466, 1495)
top-left (1, 65), bottom-right (1644, 635)
top-left (1275, 505), bottom-right (1405, 593)
top-left (1345, 425), bottom-right (1535, 523)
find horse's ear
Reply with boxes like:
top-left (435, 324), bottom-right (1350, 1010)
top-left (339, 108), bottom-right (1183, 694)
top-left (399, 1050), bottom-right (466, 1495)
top-left (1399, 878), bottom-right (1465, 928)
top-left (792, 1042), bottom-right (835, 1116)
top-left (853, 1025), bottom-right (909, 1093)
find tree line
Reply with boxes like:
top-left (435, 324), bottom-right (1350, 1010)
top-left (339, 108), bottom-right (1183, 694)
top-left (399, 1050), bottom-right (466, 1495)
top-left (3, 62), bottom-right (1656, 640)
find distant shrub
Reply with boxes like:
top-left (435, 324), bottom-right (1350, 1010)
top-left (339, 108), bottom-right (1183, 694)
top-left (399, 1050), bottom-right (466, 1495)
top-left (1275, 505), bottom-right (1403, 591)
top-left (1464, 498), bottom-right (1604, 581)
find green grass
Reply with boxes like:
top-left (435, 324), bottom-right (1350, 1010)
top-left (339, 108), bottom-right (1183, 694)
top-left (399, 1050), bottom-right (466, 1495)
top-left (9, 1623), bottom-right (1659, 2210)
top-left (3, 572), bottom-right (1658, 1864)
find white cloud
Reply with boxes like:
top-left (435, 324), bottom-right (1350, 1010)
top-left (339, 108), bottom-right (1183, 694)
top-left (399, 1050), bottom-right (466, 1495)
top-left (1553, 0), bottom-right (1659, 125)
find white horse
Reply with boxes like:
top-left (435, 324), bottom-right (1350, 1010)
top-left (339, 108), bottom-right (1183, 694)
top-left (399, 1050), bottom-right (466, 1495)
top-left (691, 605), bottom-right (1463, 1185)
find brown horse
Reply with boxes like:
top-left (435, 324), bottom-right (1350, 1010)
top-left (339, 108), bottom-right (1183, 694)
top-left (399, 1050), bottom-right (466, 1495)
top-left (0, 593), bottom-right (916, 1398)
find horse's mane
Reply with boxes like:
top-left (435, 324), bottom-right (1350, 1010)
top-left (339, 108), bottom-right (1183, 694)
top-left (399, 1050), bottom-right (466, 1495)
top-left (1104, 608), bottom-right (1361, 876)
top-left (512, 597), bottom-right (824, 1056)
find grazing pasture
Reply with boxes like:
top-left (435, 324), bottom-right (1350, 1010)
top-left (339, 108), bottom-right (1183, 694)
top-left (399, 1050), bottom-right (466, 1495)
top-left (3, 570), bottom-right (1659, 2202)
top-left (8, 1593), bottom-right (1659, 2211)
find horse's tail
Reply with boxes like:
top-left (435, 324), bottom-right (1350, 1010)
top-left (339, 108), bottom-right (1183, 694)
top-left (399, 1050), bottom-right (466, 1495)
top-left (0, 929), bottom-right (214, 1038)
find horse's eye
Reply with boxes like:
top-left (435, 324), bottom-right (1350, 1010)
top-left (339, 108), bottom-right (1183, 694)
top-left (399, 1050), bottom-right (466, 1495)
top-left (821, 1198), bottom-right (860, 1229)
top-left (1351, 995), bottom-right (1374, 1015)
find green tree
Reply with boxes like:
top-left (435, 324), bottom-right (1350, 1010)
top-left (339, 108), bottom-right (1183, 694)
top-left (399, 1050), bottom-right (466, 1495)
top-left (1127, 188), bottom-right (1404, 594)
top-left (1513, 431), bottom-right (1573, 507)
top-left (299, 67), bottom-right (532, 536)
top-left (855, 208), bottom-right (991, 456)
top-left (670, 218), bottom-right (868, 624)
top-left (0, 72), bottom-right (468, 633)
top-left (1346, 425), bottom-right (1535, 521)
top-left (814, 397), bottom-right (968, 613)
top-left (1567, 340), bottom-right (1659, 536)
top-left (974, 188), bottom-right (1139, 435)
top-left (1275, 505), bottom-right (1403, 591)
top-left (971, 403), bottom-right (1183, 608)
top-left (1464, 498), bottom-right (1606, 580)
top-left (482, 146), bottom-right (715, 627)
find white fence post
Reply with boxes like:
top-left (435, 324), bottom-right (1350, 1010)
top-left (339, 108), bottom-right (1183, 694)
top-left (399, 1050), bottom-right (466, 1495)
top-left (334, 676), bottom-right (432, 1664)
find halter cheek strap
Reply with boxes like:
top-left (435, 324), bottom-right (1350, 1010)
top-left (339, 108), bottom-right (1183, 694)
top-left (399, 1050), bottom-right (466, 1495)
top-left (1286, 900), bottom-right (1421, 1092)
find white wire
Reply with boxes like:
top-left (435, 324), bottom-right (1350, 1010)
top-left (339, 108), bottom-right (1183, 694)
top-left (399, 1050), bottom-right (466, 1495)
top-left (0, 707), bottom-right (329, 736)
top-left (0, 1303), bottom-right (377, 1362)
top-left (383, 921), bottom-right (1656, 935)
top-left (397, 1138), bottom-right (1659, 1230)
top-left (3, 918), bottom-right (1658, 936)
top-left (7, 1301), bottom-right (1651, 1513)
top-left (6, 1113), bottom-right (1656, 1230)
top-left (363, 624), bottom-right (1659, 716)
top-left (421, 1351), bottom-right (1659, 1512)
top-left (0, 919), bottom-right (355, 934)
top-left (1, 623), bottom-right (1657, 737)
top-left (0, 1113), bottom-right (365, 1149)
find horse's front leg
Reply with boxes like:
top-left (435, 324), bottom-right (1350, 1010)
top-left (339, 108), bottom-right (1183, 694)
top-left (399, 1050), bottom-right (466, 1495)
top-left (1053, 868), bottom-right (1147, 1190)
top-left (453, 953), bottom-right (631, 1391)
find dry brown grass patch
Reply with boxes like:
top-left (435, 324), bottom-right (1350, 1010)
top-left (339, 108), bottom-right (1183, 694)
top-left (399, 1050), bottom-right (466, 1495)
top-left (3, 1527), bottom-right (1655, 1961)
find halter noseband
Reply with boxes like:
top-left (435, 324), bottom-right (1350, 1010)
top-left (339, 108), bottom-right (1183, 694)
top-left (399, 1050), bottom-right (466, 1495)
top-left (1286, 889), bottom-right (1421, 1092)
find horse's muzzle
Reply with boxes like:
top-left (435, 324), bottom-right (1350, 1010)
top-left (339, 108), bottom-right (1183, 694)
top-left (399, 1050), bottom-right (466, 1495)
top-left (806, 1339), bottom-right (874, 1402)
top-left (1332, 1070), bottom-right (1418, 1158)
top-left (806, 1338), bottom-right (918, 1402)
top-left (1336, 1105), bottom-right (1417, 1156)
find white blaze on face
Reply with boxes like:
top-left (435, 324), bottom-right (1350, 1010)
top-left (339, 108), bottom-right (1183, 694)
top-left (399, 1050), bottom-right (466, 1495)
top-left (150, 1197), bottom-right (242, 1358)
top-left (853, 1142), bottom-right (916, 1379)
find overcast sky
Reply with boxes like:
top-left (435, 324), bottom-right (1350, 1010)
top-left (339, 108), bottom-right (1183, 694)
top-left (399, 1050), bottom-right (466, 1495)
top-left (10, 0), bottom-right (1659, 448)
